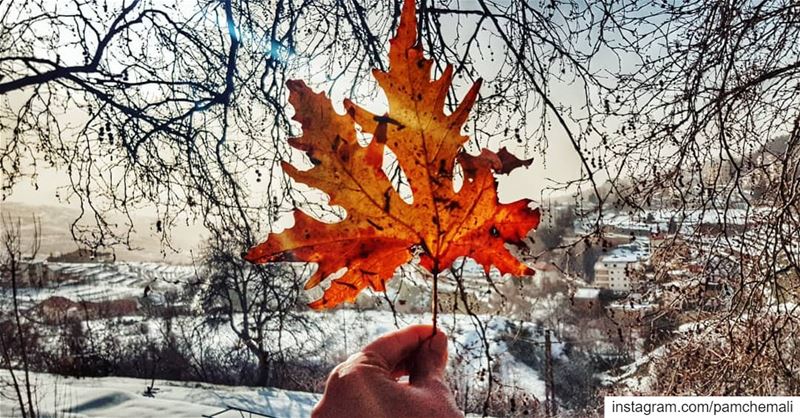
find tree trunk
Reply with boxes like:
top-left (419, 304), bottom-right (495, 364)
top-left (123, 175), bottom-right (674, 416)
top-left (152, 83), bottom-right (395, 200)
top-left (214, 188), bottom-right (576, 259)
top-left (255, 353), bottom-right (271, 386)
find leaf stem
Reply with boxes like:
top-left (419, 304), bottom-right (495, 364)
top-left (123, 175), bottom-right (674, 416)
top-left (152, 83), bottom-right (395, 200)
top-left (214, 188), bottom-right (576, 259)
top-left (431, 261), bottom-right (439, 336)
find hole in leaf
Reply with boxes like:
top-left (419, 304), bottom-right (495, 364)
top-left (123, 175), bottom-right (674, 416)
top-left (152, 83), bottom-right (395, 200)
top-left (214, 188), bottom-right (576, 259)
top-left (355, 130), bottom-right (373, 147)
top-left (382, 146), bottom-right (413, 204)
top-left (452, 160), bottom-right (464, 193)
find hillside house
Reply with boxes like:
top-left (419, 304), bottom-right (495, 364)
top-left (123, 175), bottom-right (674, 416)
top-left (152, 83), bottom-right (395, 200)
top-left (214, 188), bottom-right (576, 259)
top-left (594, 246), bottom-right (646, 292)
top-left (35, 296), bottom-right (139, 324)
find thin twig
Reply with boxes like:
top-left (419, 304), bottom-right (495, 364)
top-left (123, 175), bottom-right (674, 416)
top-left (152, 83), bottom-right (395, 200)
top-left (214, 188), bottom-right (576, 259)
top-left (432, 261), bottom-right (439, 335)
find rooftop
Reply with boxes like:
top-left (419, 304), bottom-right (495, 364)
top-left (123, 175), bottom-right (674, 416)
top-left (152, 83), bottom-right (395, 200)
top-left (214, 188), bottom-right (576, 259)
top-left (600, 245), bottom-right (647, 263)
top-left (574, 287), bottom-right (601, 299)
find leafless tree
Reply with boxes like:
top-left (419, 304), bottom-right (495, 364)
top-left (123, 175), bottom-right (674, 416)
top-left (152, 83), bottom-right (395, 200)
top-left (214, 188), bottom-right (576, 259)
top-left (200, 231), bottom-right (321, 387)
top-left (0, 215), bottom-right (41, 418)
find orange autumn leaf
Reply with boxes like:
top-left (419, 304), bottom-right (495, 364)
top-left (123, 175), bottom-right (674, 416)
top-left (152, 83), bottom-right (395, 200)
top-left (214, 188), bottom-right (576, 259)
top-left (245, 0), bottom-right (540, 309)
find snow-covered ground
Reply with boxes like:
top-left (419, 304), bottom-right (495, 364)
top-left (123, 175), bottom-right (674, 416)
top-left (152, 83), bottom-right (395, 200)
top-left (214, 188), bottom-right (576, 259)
top-left (0, 370), bottom-right (319, 417)
top-left (3, 308), bottom-right (556, 417)
top-left (0, 369), bottom-right (505, 417)
top-left (79, 309), bottom-right (555, 401)
top-left (2, 259), bottom-right (585, 416)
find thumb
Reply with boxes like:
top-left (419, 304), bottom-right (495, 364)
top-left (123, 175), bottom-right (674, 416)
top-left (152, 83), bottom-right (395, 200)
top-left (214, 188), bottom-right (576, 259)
top-left (409, 327), bottom-right (448, 384)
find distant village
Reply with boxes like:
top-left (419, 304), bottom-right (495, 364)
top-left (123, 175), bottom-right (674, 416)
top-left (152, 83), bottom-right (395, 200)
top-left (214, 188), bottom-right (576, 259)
top-left (2, 202), bottom-right (760, 320)
top-left (4, 249), bottom-right (197, 323)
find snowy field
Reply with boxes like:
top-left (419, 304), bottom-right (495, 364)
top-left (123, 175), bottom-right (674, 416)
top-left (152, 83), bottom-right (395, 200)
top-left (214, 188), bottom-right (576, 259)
top-left (1, 308), bottom-right (558, 417)
top-left (0, 371), bottom-right (502, 417)
top-left (80, 309), bottom-right (557, 399)
top-left (1, 370), bottom-right (319, 417)
top-left (2, 260), bottom-right (581, 417)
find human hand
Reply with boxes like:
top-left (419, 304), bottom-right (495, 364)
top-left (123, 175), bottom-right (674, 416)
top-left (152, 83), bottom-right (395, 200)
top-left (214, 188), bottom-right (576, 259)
top-left (311, 324), bottom-right (463, 418)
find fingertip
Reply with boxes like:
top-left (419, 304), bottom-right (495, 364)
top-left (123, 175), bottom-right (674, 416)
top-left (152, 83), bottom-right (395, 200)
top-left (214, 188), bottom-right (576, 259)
top-left (428, 327), bottom-right (448, 359)
top-left (405, 324), bottom-right (437, 337)
top-left (409, 327), bottom-right (449, 384)
top-left (406, 324), bottom-right (447, 339)
top-left (362, 324), bottom-right (442, 370)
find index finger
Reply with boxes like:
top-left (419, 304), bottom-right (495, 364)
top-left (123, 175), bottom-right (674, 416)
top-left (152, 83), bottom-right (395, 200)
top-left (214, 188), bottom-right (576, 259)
top-left (361, 324), bottom-right (438, 370)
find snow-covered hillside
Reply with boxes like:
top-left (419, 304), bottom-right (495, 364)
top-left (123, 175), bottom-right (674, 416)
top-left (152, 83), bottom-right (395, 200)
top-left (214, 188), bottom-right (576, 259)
top-left (10, 262), bottom-right (197, 308)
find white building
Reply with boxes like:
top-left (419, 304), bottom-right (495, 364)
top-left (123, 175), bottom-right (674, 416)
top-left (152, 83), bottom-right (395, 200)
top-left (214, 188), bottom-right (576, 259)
top-left (593, 245), bottom-right (647, 292)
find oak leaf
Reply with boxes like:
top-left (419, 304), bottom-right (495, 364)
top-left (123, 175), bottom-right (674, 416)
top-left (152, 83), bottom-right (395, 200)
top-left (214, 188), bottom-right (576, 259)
top-left (245, 0), bottom-right (540, 309)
